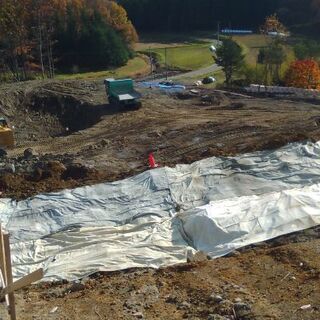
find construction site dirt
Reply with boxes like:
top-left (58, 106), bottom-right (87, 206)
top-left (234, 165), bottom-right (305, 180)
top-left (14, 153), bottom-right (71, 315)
top-left (1, 80), bottom-right (320, 200)
top-left (0, 80), bottom-right (320, 319)
top-left (7, 230), bottom-right (320, 320)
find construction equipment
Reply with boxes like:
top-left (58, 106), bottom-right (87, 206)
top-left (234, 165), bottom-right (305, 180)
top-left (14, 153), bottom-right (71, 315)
top-left (104, 78), bottom-right (142, 109)
top-left (0, 118), bottom-right (14, 148)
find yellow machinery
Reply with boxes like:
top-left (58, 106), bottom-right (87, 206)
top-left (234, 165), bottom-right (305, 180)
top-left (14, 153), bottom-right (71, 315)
top-left (0, 118), bottom-right (14, 148)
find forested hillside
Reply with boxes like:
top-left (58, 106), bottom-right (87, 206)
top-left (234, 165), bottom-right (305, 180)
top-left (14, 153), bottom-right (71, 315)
top-left (118, 0), bottom-right (319, 32)
top-left (0, 0), bottom-right (137, 80)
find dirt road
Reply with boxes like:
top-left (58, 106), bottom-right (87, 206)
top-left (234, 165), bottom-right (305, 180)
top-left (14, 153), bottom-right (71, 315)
top-left (158, 63), bottom-right (221, 81)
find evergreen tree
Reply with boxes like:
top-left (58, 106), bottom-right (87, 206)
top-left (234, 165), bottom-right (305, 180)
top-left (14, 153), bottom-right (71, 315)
top-left (55, 10), bottom-right (131, 71)
top-left (215, 39), bottom-right (244, 85)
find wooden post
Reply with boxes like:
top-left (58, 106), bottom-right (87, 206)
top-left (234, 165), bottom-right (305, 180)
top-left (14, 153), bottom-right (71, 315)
top-left (0, 224), bottom-right (7, 285)
top-left (0, 225), bottom-right (43, 319)
top-left (3, 233), bottom-right (16, 320)
top-left (0, 225), bottom-right (9, 308)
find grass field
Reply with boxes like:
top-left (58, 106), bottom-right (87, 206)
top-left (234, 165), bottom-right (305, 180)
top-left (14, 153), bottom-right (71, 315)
top-left (233, 34), bottom-right (269, 66)
top-left (137, 31), bottom-right (216, 71)
top-left (233, 34), bottom-right (296, 81)
top-left (233, 34), bottom-right (295, 67)
top-left (56, 56), bottom-right (150, 80)
top-left (142, 43), bottom-right (214, 71)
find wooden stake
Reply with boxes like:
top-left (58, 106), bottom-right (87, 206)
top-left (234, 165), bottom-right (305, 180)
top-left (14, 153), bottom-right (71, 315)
top-left (0, 225), bottom-right (43, 319)
top-left (3, 233), bottom-right (16, 320)
top-left (0, 225), bottom-right (9, 307)
top-left (0, 224), bottom-right (7, 285)
top-left (2, 269), bottom-right (44, 296)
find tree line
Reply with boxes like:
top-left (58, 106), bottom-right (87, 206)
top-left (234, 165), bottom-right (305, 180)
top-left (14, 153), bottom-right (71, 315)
top-left (215, 14), bottom-right (320, 89)
top-left (118, 0), bottom-right (319, 33)
top-left (0, 0), bottom-right (138, 81)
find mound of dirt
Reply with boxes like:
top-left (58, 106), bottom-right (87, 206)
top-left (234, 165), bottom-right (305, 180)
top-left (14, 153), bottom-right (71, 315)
top-left (174, 90), bottom-right (230, 107)
top-left (200, 91), bottom-right (229, 106)
top-left (0, 148), bottom-right (111, 199)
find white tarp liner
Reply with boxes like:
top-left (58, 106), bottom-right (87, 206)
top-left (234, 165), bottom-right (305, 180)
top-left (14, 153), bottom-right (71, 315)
top-left (1, 140), bottom-right (320, 281)
top-left (179, 184), bottom-right (320, 257)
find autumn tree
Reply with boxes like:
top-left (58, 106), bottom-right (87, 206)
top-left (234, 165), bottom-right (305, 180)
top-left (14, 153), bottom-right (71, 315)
top-left (285, 60), bottom-right (320, 89)
top-left (260, 13), bottom-right (287, 36)
top-left (0, 0), bottom-right (138, 82)
top-left (31, 0), bottom-right (63, 78)
top-left (86, 0), bottom-right (138, 43)
top-left (0, 0), bottom-right (33, 80)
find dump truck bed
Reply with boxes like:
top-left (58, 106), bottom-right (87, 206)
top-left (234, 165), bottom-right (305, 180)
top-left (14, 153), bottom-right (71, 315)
top-left (118, 93), bottom-right (139, 101)
top-left (105, 79), bottom-right (141, 101)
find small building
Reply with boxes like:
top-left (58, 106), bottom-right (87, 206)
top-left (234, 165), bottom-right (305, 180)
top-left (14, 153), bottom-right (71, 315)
top-left (221, 29), bottom-right (253, 35)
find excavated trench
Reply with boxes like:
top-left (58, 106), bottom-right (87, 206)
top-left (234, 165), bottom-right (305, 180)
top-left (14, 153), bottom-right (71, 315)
top-left (25, 89), bottom-right (102, 135)
top-left (0, 81), bottom-right (106, 146)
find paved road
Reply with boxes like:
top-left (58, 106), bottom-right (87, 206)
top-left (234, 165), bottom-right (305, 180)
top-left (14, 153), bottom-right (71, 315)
top-left (148, 64), bottom-right (221, 83)
top-left (168, 64), bottom-right (220, 81)
top-left (138, 64), bottom-right (221, 87)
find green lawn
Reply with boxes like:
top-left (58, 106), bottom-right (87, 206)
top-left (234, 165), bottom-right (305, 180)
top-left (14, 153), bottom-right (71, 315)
top-left (143, 43), bottom-right (214, 71)
top-left (56, 56), bottom-right (150, 80)
top-left (233, 34), bottom-right (295, 67)
top-left (233, 34), bottom-right (270, 65)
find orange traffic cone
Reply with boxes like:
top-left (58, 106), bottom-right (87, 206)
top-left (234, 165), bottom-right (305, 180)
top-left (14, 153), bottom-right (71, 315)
top-left (148, 153), bottom-right (158, 168)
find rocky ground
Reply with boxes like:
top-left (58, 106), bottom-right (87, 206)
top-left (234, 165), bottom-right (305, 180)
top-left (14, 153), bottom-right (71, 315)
top-left (0, 80), bottom-right (319, 319)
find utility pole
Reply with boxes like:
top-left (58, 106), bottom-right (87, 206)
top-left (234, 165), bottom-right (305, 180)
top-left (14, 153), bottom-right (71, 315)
top-left (149, 47), bottom-right (153, 77)
top-left (165, 47), bottom-right (168, 80)
top-left (217, 21), bottom-right (220, 42)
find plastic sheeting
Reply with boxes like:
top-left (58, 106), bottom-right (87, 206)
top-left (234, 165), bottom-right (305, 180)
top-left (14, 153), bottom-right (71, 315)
top-left (1, 141), bottom-right (320, 281)
top-left (179, 184), bottom-right (320, 257)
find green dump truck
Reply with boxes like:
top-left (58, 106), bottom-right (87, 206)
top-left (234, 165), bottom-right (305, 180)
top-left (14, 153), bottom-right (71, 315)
top-left (104, 78), bottom-right (142, 109)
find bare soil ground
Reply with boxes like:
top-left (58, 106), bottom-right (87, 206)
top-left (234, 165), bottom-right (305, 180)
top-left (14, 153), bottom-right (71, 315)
top-left (1, 80), bottom-right (320, 199)
top-left (7, 228), bottom-right (320, 320)
top-left (0, 80), bottom-right (320, 319)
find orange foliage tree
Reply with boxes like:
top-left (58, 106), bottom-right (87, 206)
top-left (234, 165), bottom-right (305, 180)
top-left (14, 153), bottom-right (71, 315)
top-left (0, 0), bottom-right (138, 81)
top-left (0, 0), bottom-right (33, 80)
top-left (285, 59), bottom-right (320, 89)
top-left (260, 13), bottom-right (287, 35)
top-left (84, 0), bottom-right (138, 43)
